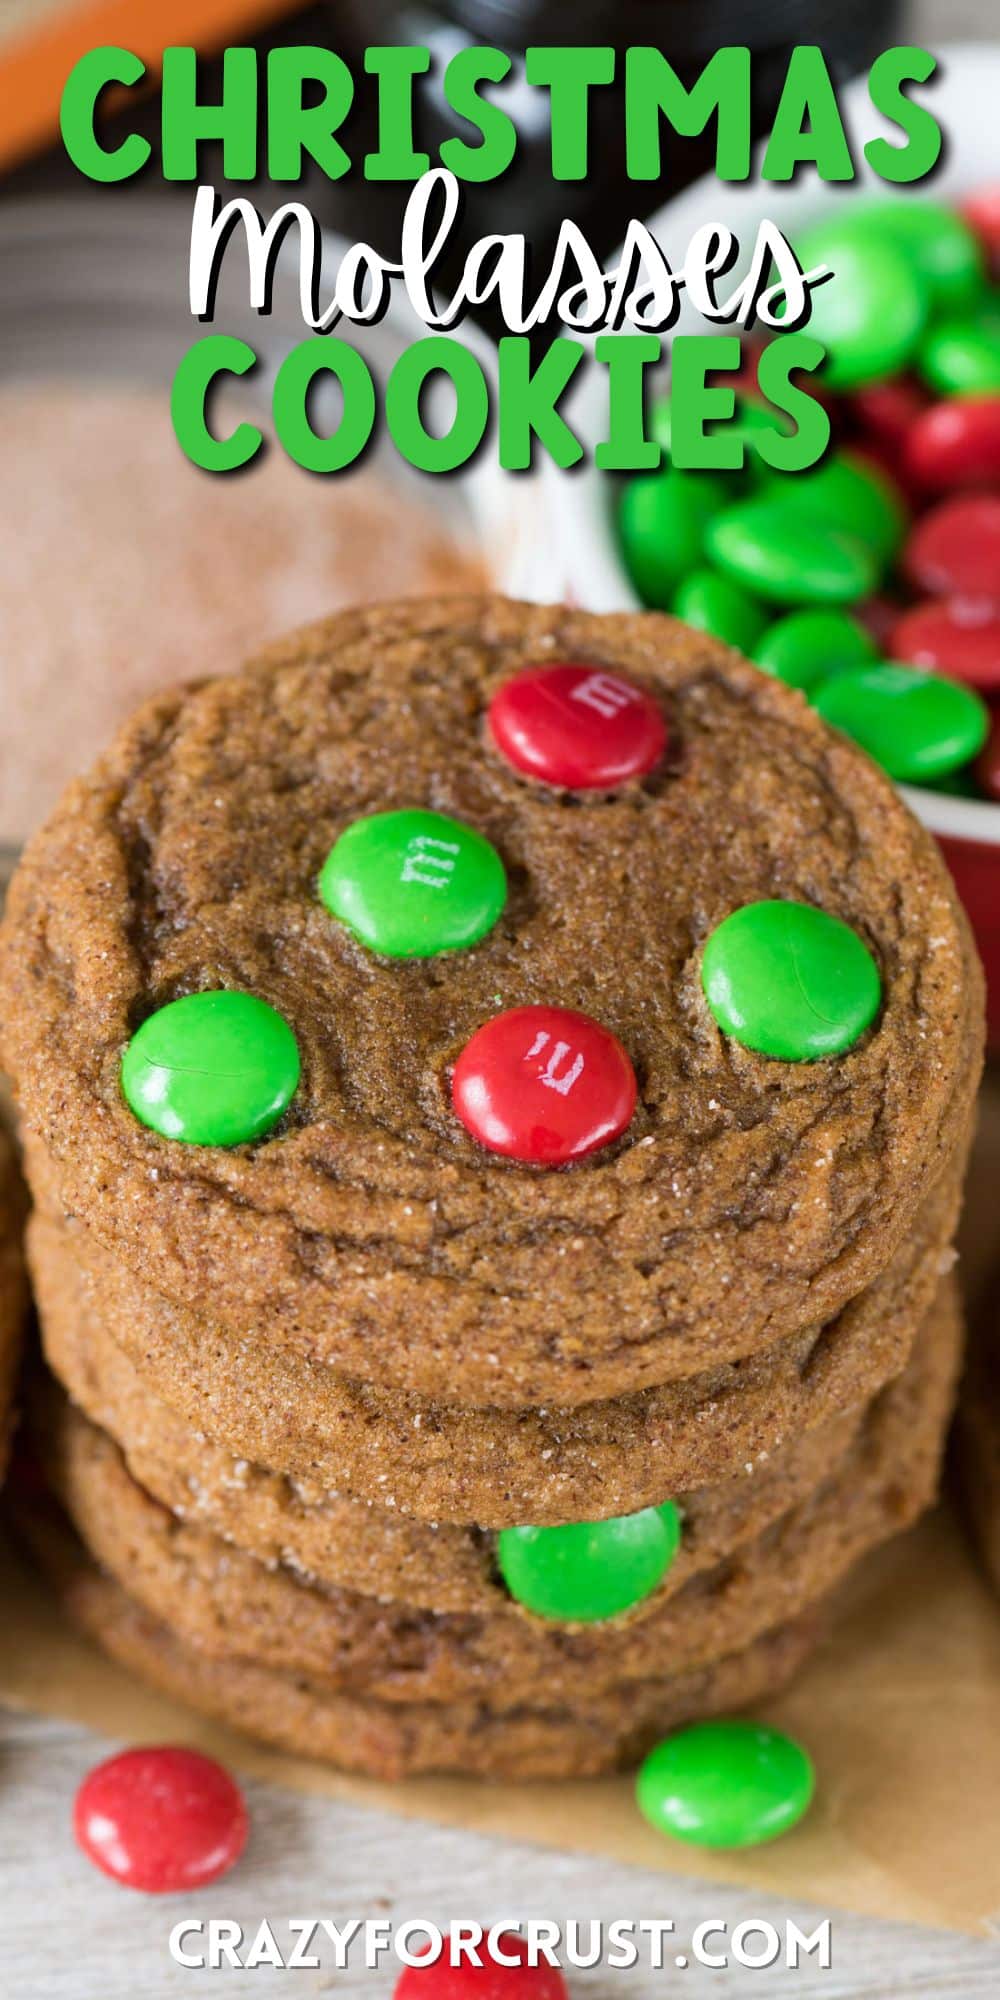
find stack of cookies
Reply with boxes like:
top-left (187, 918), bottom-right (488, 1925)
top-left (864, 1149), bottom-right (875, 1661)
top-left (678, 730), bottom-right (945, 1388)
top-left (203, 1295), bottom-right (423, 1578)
top-left (0, 596), bottom-right (983, 1781)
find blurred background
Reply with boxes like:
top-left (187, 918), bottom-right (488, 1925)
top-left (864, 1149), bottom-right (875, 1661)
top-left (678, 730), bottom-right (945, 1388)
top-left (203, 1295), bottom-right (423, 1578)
top-left (0, 1), bottom-right (978, 285)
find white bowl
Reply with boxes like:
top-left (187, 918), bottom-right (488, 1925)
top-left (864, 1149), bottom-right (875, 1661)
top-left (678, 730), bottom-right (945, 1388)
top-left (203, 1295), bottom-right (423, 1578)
top-left (527, 41), bottom-right (1000, 1028)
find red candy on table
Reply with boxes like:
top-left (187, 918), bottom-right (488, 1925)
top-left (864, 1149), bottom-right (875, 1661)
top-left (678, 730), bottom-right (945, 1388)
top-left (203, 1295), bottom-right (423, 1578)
top-left (904, 396), bottom-right (1000, 490)
top-left (395, 1933), bottom-right (568, 2000)
top-left (451, 1004), bottom-right (637, 1165)
top-left (891, 598), bottom-right (1000, 692)
top-left (488, 663), bottom-right (666, 790)
top-left (903, 493), bottom-right (1000, 602)
top-left (74, 1746), bottom-right (249, 1892)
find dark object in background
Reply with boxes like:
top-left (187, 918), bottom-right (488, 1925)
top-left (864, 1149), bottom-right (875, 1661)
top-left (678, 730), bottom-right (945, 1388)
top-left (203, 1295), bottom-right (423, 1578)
top-left (322, 0), bottom-right (903, 331)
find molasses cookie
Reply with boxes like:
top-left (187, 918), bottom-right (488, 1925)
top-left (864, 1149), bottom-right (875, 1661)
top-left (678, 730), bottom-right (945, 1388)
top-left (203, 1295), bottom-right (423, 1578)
top-left (29, 1152), bottom-right (963, 1526)
top-left (35, 1282), bottom-right (866, 1615)
top-left (20, 1500), bottom-right (823, 1781)
top-left (1, 597), bottom-right (982, 1407)
top-left (36, 1210), bottom-right (961, 1612)
top-left (33, 1276), bottom-right (961, 1707)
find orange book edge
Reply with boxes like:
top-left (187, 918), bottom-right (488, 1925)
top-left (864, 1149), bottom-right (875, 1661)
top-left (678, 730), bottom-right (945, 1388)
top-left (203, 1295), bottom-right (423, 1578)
top-left (0, 0), bottom-right (303, 173)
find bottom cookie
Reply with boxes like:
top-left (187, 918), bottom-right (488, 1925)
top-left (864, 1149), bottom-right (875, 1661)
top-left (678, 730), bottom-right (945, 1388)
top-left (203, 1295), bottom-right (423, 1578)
top-left (19, 1503), bottom-right (822, 1781)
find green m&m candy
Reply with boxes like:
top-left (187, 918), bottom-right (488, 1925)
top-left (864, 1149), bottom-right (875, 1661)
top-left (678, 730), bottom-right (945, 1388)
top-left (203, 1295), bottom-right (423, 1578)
top-left (702, 900), bottom-right (881, 1061)
top-left (764, 450), bottom-right (906, 566)
top-left (792, 217), bottom-right (929, 388)
top-left (618, 468), bottom-right (728, 607)
top-left (319, 809), bottom-right (506, 959)
top-left (672, 569), bottom-right (767, 653)
top-left (918, 302), bottom-right (1000, 396)
top-left (496, 1502), bottom-right (682, 1623)
top-left (705, 500), bottom-right (877, 607)
top-left (121, 991), bottom-right (300, 1147)
top-left (753, 609), bottom-right (877, 691)
top-left (814, 663), bottom-right (990, 783)
top-left (636, 1720), bottom-right (814, 1849)
top-left (852, 198), bottom-right (984, 315)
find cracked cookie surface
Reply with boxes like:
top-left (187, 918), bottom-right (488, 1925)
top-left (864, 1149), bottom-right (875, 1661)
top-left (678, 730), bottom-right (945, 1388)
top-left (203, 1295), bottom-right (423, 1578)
top-left (1, 596), bottom-right (983, 1404)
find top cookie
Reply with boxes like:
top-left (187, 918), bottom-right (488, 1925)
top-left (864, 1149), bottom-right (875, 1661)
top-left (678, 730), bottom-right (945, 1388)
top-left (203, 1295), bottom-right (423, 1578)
top-left (0, 595), bottom-right (982, 1406)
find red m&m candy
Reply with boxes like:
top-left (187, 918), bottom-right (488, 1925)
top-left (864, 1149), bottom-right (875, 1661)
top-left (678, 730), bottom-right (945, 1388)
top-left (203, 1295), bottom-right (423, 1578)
top-left (488, 663), bottom-right (666, 790)
top-left (891, 598), bottom-right (1000, 692)
top-left (904, 396), bottom-right (1000, 491)
top-left (74, 1746), bottom-right (248, 1892)
top-left (903, 493), bottom-right (1000, 602)
top-left (849, 375), bottom-right (928, 453)
top-left (395, 1932), bottom-right (568, 2000)
top-left (451, 1005), bottom-right (636, 1165)
top-left (854, 594), bottom-right (901, 651)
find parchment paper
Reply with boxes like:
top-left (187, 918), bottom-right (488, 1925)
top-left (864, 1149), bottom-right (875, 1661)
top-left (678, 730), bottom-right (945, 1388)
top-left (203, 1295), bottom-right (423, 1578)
top-left (1, 1079), bottom-right (999, 1937)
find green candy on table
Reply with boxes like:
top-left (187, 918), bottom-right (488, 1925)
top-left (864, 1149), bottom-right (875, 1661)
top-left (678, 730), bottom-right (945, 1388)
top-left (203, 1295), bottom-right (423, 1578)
top-left (618, 468), bottom-right (728, 607)
top-left (319, 808), bottom-right (506, 959)
top-left (753, 608), bottom-right (877, 691)
top-left (636, 1720), bottom-right (815, 1849)
top-left (918, 300), bottom-right (1000, 396)
top-left (814, 662), bottom-right (990, 783)
top-left (792, 217), bottom-right (929, 388)
top-left (850, 198), bottom-right (984, 316)
top-left (496, 1503), bottom-right (682, 1623)
top-left (763, 449), bottom-right (906, 566)
top-left (121, 991), bottom-right (300, 1147)
top-left (671, 569), bottom-right (767, 653)
top-left (701, 899), bottom-right (881, 1061)
top-left (705, 499), bottom-right (878, 607)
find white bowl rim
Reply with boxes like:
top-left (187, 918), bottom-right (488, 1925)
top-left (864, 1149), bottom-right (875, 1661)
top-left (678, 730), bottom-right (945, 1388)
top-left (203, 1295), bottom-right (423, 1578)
top-left (901, 783), bottom-right (1000, 844)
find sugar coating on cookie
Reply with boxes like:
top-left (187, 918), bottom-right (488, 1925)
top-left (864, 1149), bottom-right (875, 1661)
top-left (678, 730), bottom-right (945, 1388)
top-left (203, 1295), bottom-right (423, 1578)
top-left (0, 596), bottom-right (982, 1409)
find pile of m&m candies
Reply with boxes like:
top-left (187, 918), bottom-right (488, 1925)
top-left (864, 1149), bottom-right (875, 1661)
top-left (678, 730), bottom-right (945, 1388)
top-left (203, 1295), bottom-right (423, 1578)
top-left (619, 191), bottom-right (1000, 799)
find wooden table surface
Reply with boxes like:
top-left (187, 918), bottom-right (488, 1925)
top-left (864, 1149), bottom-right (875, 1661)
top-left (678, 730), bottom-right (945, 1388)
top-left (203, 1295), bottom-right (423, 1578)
top-left (1, 1697), bottom-right (998, 1996)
